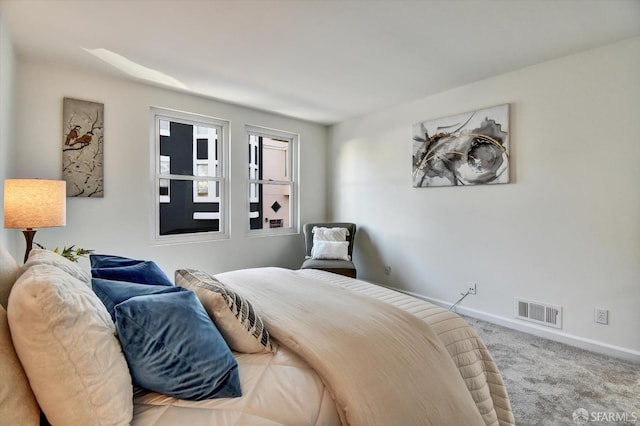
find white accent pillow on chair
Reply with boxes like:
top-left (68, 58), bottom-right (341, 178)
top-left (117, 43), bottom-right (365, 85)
top-left (312, 227), bottom-right (349, 242)
top-left (311, 241), bottom-right (350, 261)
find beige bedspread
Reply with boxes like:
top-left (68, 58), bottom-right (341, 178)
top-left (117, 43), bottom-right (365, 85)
top-left (299, 269), bottom-right (515, 426)
top-left (216, 267), bottom-right (487, 426)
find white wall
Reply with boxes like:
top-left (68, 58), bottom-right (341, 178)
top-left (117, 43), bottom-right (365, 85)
top-left (9, 59), bottom-right (327, 276)
top-left (0, 13), bottom-right (16, 249)
top-left (329, 37), bottom-right (640, 360)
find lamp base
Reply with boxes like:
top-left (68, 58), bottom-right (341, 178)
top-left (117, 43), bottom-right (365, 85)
top-left (22, 229), bottom-right (37, 264)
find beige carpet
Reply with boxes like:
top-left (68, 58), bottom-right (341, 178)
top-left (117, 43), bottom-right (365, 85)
top-left (465, 316), bottom-right (639, 426)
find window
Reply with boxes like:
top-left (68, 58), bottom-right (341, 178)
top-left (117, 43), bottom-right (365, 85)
top-left (152, 108), bottom-right (229, 242)
top-left (247, 125), bottom-right (298, 234)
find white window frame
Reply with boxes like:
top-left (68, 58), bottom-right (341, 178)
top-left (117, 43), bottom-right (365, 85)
top-left (246, 125), bottom-right (298, 236)
top-left (151, 107), bottom-right (230, 244)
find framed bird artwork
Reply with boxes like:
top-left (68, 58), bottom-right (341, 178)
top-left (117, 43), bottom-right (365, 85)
top-left (62, 97), bottom-right (104, 197)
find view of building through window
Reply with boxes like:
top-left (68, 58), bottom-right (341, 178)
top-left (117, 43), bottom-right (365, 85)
top-left (153, 110), bottom-right (295, 241)
top-left (248, 130), bottom-right (295, 231)
top-left (154, 108), bottom-right (227, 240)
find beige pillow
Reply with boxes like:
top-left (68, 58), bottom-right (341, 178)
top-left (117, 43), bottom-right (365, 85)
top-left (0, 304), bottom-right (40, 425)
top-left (0, 246), bottom-right (19, 309)
top-left (312, 226), bottom-right (348, 242)
top-left (8, 263), bottom-right (133, 425)
top-left (175, 268), bottom-right (275, 354)
top-left (18, 248), bottom-right (91, 286)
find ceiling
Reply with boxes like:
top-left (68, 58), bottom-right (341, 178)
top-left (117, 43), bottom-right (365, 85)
top-left (1, 0), bottom-right (639, 125)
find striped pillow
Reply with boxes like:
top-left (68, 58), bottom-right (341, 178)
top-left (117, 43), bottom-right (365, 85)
top-left (175, 269), bottom-right (275, 354)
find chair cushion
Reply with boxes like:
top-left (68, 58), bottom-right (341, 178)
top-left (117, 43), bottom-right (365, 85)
top-left (301, 259), bottom-right (357, 278)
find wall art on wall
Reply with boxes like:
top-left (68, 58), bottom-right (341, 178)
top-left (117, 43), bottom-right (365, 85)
top-left (62, 97), bottom-right (104, 197)
top-left (412, 103), bottom-right (509, 187)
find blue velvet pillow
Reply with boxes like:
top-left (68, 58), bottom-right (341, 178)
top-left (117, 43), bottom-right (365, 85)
top-left (90, 254), bottom-right (173, 286)
top-left (92, 278), bottom-right (188, 321)
top-left (115, 291), bottom-right (241, 400)
top-left (90, 254), bottom-right (144, 269)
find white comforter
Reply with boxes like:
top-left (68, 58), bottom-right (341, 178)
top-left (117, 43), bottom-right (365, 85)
top-left (133, 345), bottom-right (339, 425)
top-left (218, 267), bottom-right (484, 426)
top-left (133, 268), bottom-right (514, 426)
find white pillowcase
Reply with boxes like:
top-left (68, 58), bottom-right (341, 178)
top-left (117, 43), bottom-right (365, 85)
top-left (312, 226), bottom-right (348, 242)
top-left (19, 248), bottom-right (91, 286)
top-left (8, 263), bottom-right (133, 425)
top-left (311, 241), bottom-right (350, 261)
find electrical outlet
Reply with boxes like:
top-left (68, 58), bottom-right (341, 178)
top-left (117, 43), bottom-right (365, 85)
top-left (595, 308), bottom-right (608, 325)
top-left (383, 265), bottom-right (391, 276)
top-left (467, 282), bottom-right (477, 295)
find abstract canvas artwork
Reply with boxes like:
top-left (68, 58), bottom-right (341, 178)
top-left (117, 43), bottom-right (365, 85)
top-left (62, 97), bottom-right (104, 197)
top-left (412, 104), bottom-right (509, 187)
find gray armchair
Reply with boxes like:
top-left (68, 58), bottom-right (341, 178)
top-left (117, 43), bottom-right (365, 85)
top-left (300, 222), bottom-right (356, 278)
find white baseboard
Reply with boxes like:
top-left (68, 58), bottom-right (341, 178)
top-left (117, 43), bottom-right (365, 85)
top-left (387, 286), bottom-right (640, 365)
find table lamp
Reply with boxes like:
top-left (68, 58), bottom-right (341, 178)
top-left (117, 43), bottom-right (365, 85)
top-left (4, 179), bottom-right (67, 263)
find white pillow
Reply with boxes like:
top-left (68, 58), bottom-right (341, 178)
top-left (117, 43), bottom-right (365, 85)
top-left (311, 240), bottom-right (350, 261)
top-left (0, 305), bottom-right (40, 425)
top-left (8, 263), bottom-right (133, 425)
top-left (312, 226), bottom-right (348, 242)
top-left (19, 248), bottom-right (91, 286)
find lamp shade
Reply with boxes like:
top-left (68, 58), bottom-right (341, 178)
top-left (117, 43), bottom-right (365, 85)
top-left (4, 179), bottom-right (66, 229)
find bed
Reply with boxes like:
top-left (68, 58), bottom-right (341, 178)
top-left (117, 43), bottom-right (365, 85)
top-left (0, 248), bottom-right (515, 426)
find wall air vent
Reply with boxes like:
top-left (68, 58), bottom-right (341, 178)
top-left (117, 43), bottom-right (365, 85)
top-left (514, 298), bottom-right (562, 329)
